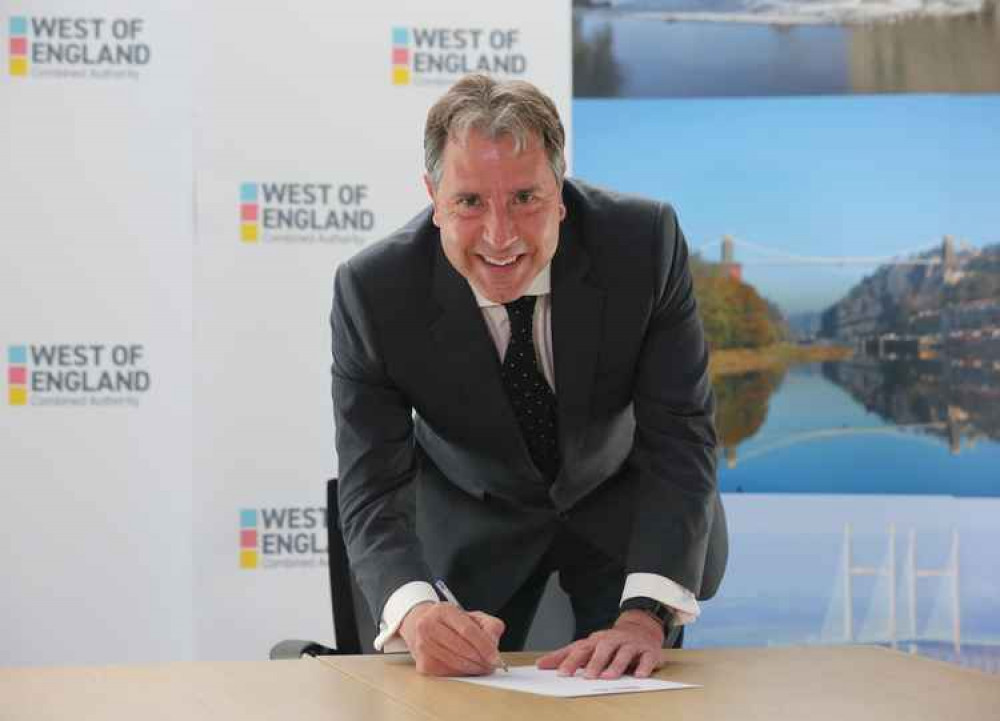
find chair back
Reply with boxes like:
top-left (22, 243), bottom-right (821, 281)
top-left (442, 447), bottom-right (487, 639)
top-left (326, 478), bottom-right (375, 653)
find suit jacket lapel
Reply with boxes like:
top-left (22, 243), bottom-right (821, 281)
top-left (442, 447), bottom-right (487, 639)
top-left (427, 241), bottom-right (540, 480)
top-left (552, 215), bottom-right (605, 481)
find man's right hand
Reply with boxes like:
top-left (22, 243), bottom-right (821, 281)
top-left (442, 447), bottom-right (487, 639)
top-left (398, 602), bottom-right (505, 676)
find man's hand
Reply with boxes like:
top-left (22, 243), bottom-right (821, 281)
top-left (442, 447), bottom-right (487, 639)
top-left (399, 602), bottom-right (506, 676)
top-left (536, 610), bottom-right (666, 680)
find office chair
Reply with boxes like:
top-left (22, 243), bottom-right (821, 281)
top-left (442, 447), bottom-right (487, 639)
top-left (269, 478), bottom-right (374, 659)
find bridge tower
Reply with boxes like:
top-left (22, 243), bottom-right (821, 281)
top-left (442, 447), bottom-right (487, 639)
top-left (720, 235), bottom-right (742, 281)
top-left (942, 235), bottom-right (957, 271)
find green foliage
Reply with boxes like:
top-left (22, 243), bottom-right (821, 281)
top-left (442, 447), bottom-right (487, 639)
top-left (714, 369), bottom-right (786, 448)
top-left (691, 260), bottom-right (783, 350)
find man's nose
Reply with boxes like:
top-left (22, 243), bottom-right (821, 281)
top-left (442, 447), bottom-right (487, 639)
top-left (482, 202), bottom-right (517, 250)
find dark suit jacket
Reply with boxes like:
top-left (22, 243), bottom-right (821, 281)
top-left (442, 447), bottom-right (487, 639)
top-left (331, 178), bottom-right (727, 624)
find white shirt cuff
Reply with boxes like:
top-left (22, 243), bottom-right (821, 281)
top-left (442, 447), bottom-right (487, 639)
top-left (372, 581), bottom-right (439, 652)
top-left (621, 572), bottom-right (700, 626)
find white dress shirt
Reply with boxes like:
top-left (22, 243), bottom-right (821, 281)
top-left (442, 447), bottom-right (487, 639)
top-left (374, 265), bottom-right (700, 652)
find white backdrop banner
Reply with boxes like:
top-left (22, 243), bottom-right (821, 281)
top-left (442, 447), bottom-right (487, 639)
top-left (0, 0), bottom-right (195, 666)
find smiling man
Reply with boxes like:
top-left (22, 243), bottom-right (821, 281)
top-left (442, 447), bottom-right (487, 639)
top-left (331, 74), bottom-right (727, 679)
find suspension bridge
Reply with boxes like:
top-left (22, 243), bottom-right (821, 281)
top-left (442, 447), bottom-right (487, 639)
top-left (695, 235), bottom-right (964, 272)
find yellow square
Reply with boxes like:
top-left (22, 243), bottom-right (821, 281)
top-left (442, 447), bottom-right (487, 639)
top-left (9, 58), bottom-right (28, 77)
top-left (240, 223), bottom-right (258, 243)
top-left (392, 66), bottom-right (410, 86)
top-left (9, 387), bottom-right (27, 405)
top-left (240, 550), bottom-right (258, 569)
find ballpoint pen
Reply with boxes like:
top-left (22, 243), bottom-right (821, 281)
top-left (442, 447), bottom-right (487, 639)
top-left (434, 579), bottom-right (510, 672)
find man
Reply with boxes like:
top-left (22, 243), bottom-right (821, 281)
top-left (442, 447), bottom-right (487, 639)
top-left (331, 74), bottom-right (726, 679)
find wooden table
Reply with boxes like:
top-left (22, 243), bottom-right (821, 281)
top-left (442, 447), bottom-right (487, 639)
top-left (2, 646), bottom-right (997, 721)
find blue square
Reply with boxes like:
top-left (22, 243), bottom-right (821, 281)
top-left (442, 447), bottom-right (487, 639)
top-left (392, 27), bottom-right (408, 46)
top-left (240, 183), bottom-right (257, 202)
top-left (240, 509), bottom-right (257, 528)
top-left (7, 346), bottom-right (27, 364)
top-left (9, 17), bottom-right (27, 36)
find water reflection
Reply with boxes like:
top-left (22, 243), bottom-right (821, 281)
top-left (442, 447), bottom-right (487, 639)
top-left (573, 14), bottom-right (624, 96)
top-left (714, 358), bottom-right (1000, 495)
top-left (822, 358), bottom-right (1000, 447)
top-left (714, 368), bottom-right (786, 466)
top-left (573, 0), bottom-right (1000, 97)
top-left (849, 2), bottom-right (1000, 93)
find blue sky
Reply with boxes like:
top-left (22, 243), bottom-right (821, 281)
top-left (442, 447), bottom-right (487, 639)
top-left (572, 94), bottom-right (1000, 314)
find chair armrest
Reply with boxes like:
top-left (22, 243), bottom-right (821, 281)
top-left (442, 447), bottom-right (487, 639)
top-left (269, 639), bottom-right (339, 660)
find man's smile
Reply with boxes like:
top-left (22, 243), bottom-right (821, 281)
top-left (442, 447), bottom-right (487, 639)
top-left (480, 253), bottom-right (524, 267)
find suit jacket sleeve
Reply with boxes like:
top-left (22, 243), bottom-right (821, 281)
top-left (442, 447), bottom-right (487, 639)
top-left (627, 203), bottom-right (718, 595)
top-left (330, 260), bottom-right (434, 621)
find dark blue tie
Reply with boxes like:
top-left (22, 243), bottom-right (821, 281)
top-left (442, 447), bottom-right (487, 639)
top-left (501, 295), bottom-right (559, 483)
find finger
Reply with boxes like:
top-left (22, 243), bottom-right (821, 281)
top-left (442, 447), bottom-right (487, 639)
top-left (412, 634), bottom-right (465, 676)
top-left (633, 650), bottom-right (661, 678)
top-left (416, 645), bottom-right (479, 676)
top-left (413, 643), bottom-right (456, 677)
top-left (583, 640), bottom-right (620, 679)
top-left (443, 609), bottom-right (501, 668)
top-left (430, 615), bottom-right (495, 672)
top-left (415, 607), bottom-right (492, 672)
top-left (600, 645), bottom-right (638, 679)
top-left (536, 645), bottom-right (571, 669)
top-left (557, 642), bottom-right (594, 677)
top-left (418, 634), bottom-right (493, 676)
top-left (468, 611), bottom-right (506, 646)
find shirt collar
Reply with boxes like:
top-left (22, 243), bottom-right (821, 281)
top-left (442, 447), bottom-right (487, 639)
top-left (470, 264), bottom-right (551, 308)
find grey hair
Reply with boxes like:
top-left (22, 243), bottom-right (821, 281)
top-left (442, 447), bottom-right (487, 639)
top-left (424, 74), bottom-right (566, 188)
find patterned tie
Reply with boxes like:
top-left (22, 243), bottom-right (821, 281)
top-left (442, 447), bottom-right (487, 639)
top-left (501, 295), bottom-right (560, 483)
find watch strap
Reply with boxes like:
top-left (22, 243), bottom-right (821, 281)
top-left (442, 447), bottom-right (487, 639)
top-left (620, 596), bottom-right (674, 628)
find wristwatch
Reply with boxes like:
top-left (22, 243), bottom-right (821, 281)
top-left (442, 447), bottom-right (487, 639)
top-left (620, 597), bottom-right (674, 629)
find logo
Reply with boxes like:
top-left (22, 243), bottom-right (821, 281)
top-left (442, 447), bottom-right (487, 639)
top-left (7, 15), bottom-right (150, 80)
top-left (239, 507), bottom-right (328, 570)
top-left (391, 26), bottom-right (527, 86)
top-left (7, 346), bottom-right (27, 405)
top-left (6, 343), bottom-right (151, 407)
top-left (239, 182), bottom-right (375, 245)
top-left (8, 17), bottom-right (27, 76)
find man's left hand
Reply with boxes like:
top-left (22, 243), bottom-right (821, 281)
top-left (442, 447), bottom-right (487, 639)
top-left (535, 610), bottom-right (666, 680)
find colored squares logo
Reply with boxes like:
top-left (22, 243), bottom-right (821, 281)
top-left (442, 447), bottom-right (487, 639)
top-left (240, 509), bottom-right (259, 569)
top-left (391, 27), bottom-right (410, 86)
top-left (8, 345), bottom-right (28, 405)
top-left (240, 183), bottom-right (259, 243)
top-left (8, 16), bottom-right (28, 77)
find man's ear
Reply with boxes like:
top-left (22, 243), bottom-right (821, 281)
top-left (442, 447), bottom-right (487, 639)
top-left (559, 203), bottom-right (567, 222)
top-left (423, 174), bottom-right (441, 227)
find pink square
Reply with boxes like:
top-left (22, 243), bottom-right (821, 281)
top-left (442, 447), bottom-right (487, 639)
top-left (240, 529), bottom-right (257, 548)
top-left (10, 37), bottom-right (27, 56)
top-left (392, 47), bottom-right (409, 65)
top-left (240, 204), bottom-right (258, 221)
top-left (8, 367), bottom-right (26, 384)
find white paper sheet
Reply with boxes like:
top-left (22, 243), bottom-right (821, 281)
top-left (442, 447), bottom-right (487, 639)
top-left (449, 666), bottom-right (700, 698)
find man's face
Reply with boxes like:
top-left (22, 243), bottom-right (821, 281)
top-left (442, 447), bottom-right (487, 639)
top-left (426, 129), bottom-right (565, 304)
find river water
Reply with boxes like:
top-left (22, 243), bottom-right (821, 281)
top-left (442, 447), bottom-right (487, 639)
top-left (574, 2), bottom-right (1000, 96)
top-left (716, 360), bottom-right (1000, 496)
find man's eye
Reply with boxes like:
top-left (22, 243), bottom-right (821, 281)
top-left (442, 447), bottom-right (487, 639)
top-left (457, 196), bottom-right (481, 208)
top-left (513, 192), bottom-right (535, 204)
